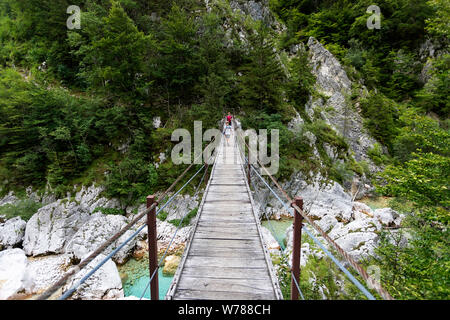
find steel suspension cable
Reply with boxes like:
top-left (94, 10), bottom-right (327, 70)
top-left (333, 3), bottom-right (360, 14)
top-left (139, 164), bottom-right (208, 300)
top-left (236, 137), bottom-right (305, 299)
top-left (38, 135), bottom-right (221, 300)
top-left (234, 121), bottom-right (393, 300)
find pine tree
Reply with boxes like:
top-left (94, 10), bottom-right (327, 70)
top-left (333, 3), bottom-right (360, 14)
top-left (238, 23), bottom-right (285, 114)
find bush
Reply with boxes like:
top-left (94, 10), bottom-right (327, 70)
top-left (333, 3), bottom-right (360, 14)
top-left (168, 207), bottom-right (198, 227)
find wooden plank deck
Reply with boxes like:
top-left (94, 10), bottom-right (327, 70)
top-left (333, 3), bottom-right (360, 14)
top-left (166, 127), bottom-right (283, 300)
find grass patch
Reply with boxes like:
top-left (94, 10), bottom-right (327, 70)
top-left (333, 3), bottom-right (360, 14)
top-left (93, 206), bottom-right (125, 216)
top-left (0, 199), bottom-right (42, 221)
top-left (168, 207), bottom-right (198, 227)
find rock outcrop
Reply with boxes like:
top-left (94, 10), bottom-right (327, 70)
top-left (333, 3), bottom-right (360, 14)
top-left (0, 217), bottom-right (26, 249)
top-left (27, 254), bottom-right (71, 295)
top-left (65, 213), bottom-right (137, 265)
top-left (0, 191), bottom-right (18, 207)
top-left (23, 200), bottom-right (91, 256)
top-left (306, 37), bottom-right (378, 166)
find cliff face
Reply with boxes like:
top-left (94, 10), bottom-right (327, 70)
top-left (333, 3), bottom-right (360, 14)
top-left (305, 37), bottom-right (378, 166)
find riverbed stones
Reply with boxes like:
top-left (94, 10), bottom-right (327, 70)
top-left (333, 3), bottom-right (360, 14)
top-left (373, 208), bottom-right (402, 227)
top-left (163, 255), bottom-right (181, 276)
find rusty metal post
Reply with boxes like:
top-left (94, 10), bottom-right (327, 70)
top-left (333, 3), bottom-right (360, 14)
top-left (147, 195), bottom-right (159, 300)
top-left (291, 196), bottom-right (303, 300)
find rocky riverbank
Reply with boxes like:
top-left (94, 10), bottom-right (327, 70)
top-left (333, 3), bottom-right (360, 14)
top-left (0, 184), bottom-right (198, 300)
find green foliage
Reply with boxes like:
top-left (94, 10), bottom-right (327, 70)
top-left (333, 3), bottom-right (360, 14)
top-left (71, 1), bottom-right (152, 96)
top-left (92, 206), bottom-right (125, 216)
top-left (238, 22), bottom-right (286, 114)
top-left (359, 92), bottom-right (398, 150)
top-left (158, 211), bottom-right (168, 221)
top-left (415, 54), bottom-right (450, 117)
top-left (391, 107), bottom-right (449, 163)
top-left (368, 143), bottom-right (390, 166)
top-left (0, 199), bottom-right (42, 221)
top-left (104, 159), bottom-right (158, 210)
top-left (168, 207), bottom-right (198, 227)
top-left (372, 107), bottom-right (450, 299)
top-left (271, 0), bottom-right (441, 101)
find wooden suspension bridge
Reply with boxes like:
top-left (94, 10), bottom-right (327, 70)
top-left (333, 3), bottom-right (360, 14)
top-left (38, 119), bottom-right (393, 301)
top-left (166, 127), bottom-right (283, 299)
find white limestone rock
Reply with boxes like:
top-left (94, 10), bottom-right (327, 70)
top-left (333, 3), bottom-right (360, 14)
top-left (62, 254), bottom-right (123, 300)
top-left (0, 217), bottom-right (27, 249)
top-left (65, 212), bottom-right (137, 265)
top-left (373, 208), bottom-right (401, 227)
top-left (352, 201), bottom-right (374, 220)
top-left (23, 200), bottom-right (91, 256)
top-left (0, 191), bottom-right (18, 207)
top-left (306, 37), bottom-right (379, 167)
top-left (316, 215), bottom-right (338, 233)
top-left (27, 254), bottom-right (71, 294)
top-left (334, 232), bottom-right (378, 261)
top-left (0, 249), bottom-right (35, 299)
top-left (74, 184), bottom-right (120, 214)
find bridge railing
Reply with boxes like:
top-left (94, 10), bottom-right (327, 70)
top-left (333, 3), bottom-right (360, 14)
top-left (37, 130), bottom-right (222, 300)
top-left (232, 118), bottom-right (394, 300)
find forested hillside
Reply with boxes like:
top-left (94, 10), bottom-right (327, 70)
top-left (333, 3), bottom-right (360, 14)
top-left (0, 0), bottom-right (448, 299)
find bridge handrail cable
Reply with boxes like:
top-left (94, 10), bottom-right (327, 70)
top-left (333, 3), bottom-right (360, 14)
top-left (233, 119), bottom-right (393, 300)
top-left (37, 131), bottom-right (222, 300)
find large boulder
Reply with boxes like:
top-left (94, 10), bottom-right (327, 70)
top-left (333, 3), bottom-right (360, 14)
top-left (0, 217), bottom-right (27, 249)
top-left (155, 220), bottom-right (192, 249)
top-left (373, 208), bottom-right (402, 227)
top-left (23, 200), bottom-right (91, 256)
top-left (62, 254), bottom-right (124, 300)
top-left (65, 212), bottom-right (137, 265)
top-left (0, 249), bottom-right (35, 299)
top-left (27, 254), bottom-right (71, 296)
top-left (163, 255), bottom-right (181, 276)
top-left (334, 232), bottom-right (379, 261)
top-left (160, 194), bottom-right (199, 222)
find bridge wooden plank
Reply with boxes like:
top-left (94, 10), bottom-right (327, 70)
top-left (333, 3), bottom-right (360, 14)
top-left (175, 277), bottom-right (275, 296)
top-left (193, 229), bottom-right (260, 239)
top-left (181, 266), bottom-right (270, 280)
top-left (173, 289), bottom-right (275, 300)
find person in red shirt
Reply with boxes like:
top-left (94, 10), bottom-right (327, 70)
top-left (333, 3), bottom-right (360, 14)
top-left (226, 112), bottom-right (232, 126)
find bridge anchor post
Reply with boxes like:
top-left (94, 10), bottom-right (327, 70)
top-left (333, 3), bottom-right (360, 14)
top-left (147, 195), bottom-right (159, 300)
top-left (291, 196), bottom-right (304, 300)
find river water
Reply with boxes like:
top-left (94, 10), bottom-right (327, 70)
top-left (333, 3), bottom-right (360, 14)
top-left (118, 256), bottom-right (174, 300)
top-left (261, 218), bottom-right (293, 249)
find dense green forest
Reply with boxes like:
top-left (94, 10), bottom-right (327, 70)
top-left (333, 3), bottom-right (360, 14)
top-left (0, 0), bottom-right (448, 299)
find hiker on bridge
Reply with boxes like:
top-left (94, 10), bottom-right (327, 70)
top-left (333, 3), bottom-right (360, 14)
top-left (226, 112), bottom-right (233, 126)
top-left (224, 122), bottom-right (232, 145)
